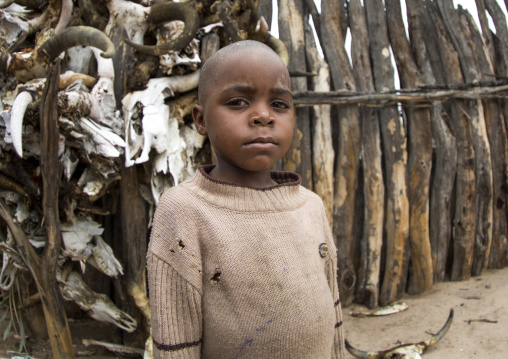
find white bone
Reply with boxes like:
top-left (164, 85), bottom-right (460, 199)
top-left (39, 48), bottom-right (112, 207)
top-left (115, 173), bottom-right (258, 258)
top-left (79, 117), bottom-right (125, 158)
top-left (89, 236), bottom-right (123, 277)
top-left (158, 22), bottom-right (201, 75)
top-left (122, 70), bottom-right (200, 168)
top-left (106, 0), bottom-right (149, 43)
top-left (61, 218), bottom-right (104, 261)
top-left (77, 167), bottom-right (104, 198)
top-left (10, 91), bottom-right (33, 158)
top-left (0, 4), bottom-right (29, 48)
top-left (83, 339), bottom-right (144, 357)
top-left (60, 271), bottom-right (137, 332)
top-left (66, 46), bottom-right (95, 74)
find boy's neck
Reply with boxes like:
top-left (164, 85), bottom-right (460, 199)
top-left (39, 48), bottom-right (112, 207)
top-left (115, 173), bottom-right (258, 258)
top-left (208, 163), bottom-right (277, 189)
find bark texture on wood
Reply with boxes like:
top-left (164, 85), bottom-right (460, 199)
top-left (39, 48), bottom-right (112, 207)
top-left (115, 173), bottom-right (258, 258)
top-left (427, 1), bottom-right (476, 281)
top-left (320, 0), bottom-right (361, 307)
top-left (348, 0), bottom-right (384, 309)
top-left (484, 0), bottom-right (508, 268)
top-left (278, 0), bottom-right (313, 189)
top-left (466, 6), bottom-right (508, 270)
top-left (119, 165), bottom-right (148, 347)
top-left (39, 60), bottom-right (75, 358)
top-left (439, 0), bottom-right (494, 280)
top-left (304, 21), bottom-right (334, 226)
top-left (386, 0), bottom-right (433, 295)
top-left (409, 2), bottom-right (457, 283)
top-left (461, 10), bottom-right (497, 275)
top-left (365, 0), bottom-right (409, 305)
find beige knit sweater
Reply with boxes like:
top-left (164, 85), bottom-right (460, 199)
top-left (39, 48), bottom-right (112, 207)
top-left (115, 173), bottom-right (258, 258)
top-left (147, 165), bottom-right (345, 359)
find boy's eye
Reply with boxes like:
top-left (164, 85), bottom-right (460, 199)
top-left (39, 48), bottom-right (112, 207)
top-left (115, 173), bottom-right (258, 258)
top-left (271, 100), bottom-right (290, 110)
top-left (226, 98), bottom-right (249, 107)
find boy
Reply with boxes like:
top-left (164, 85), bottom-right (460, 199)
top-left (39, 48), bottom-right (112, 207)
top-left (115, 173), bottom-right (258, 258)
top-left (147, 40), bottom-right (345, 358)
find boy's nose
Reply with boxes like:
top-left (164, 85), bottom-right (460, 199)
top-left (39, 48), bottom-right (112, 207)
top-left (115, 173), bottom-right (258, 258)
top-left (249, 107), bottom-right (274, 126)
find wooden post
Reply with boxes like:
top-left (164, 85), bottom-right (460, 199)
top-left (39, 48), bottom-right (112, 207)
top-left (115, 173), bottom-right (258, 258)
top-left (118, 164), bottom-right (148, 347)
top-left (484, 0), bottom-right (508, 268)
top-left (278, 0), bottom-right (313, 188)
top-left (304, 21), bottom-right (334, 226)
top-left (348, 0), bottom-right (384, 309)
top-left (320, 0), bottom-right (361, 307)
top-left (415, 0), bottom-right (457, 283)
top-left (385, 0), bottom-right (434, 295)
top-left (365, 0), bottom-right (409, 305)
top-left (423, 1), bottom-right (476, 282)
top-left (0, 60), bottom-right (75, 359)
top-left (463, 6), bottom-right (508, 272)
top-left (38, 59), bottom-right (75, 359)
top-left (438, 0), bottom-right (493, 280)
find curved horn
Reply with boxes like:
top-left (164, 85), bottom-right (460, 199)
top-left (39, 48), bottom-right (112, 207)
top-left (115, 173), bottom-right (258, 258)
top-left (124, 2), bottom-right (199, 56)
top-left (345, 340), bottom-right (382, 359)
top-left (38, 26), bottom-right (115, 61)
top-left (267, 34), bottom-right (289, 67)
top-left (422, 308), bottom-right (454, 349)
top-left (0, 0), bottom-right (14, 9)
top-left (10, 91), bottom-right (35, 158)
top-left (54, 0), bottom-right (73, 33)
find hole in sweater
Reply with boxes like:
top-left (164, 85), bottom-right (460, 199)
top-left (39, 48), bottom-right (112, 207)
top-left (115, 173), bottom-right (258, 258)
top-left (178, 240), bottom-right (185, 249)
top-left (210, 270), bottom-right (221, 283)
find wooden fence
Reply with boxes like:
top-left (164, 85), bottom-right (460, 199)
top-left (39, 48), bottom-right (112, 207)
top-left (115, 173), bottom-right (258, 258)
top-left (0, 0), bottom-right (507, 355)
top-left (279, 0), bottom-right (508, 308)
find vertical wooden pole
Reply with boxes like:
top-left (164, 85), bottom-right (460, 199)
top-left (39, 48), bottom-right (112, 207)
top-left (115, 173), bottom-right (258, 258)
top-left (437, 0), bottom-right (492, 280)
top-left (304, 21), bottom-right (334, 226)
top-left (385, 0), bottom-right (433, 295)
top-left (365, 0), bottom-right (409, 305)
top-left (320, 0), bottom-right (361, 307)
top-left (278, 0), bottom-right (313, 189)
top-left (416, 0), bottom-right (457, 283)
top-left (348, 0), bottom-right (384, 309)
top-left (39, 59), bottom-right (75, 359)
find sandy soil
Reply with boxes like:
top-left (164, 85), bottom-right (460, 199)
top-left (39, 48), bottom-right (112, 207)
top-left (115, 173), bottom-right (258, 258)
top-left (343, 266), bottom-right (508, 358)
top-left (0, 266), bottom-right (507, 358)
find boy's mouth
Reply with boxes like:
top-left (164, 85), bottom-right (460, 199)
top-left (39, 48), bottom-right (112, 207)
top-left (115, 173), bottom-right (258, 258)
top-left (244, 137), bottom-right (278, 149)
top-left (246, 137), bottom-right (277, 145)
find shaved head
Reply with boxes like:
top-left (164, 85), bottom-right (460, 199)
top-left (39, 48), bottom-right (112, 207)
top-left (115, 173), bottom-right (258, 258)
top-left (198, 40), bottom-right (288, 106)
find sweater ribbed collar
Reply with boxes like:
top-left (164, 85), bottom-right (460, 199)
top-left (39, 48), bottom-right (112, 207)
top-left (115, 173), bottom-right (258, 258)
top-left (180, 165), bottom-right (308, 212)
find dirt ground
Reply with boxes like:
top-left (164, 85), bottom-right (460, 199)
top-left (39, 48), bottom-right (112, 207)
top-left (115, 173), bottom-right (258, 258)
top-left (0, 266), bottom-right (507, 358)
top-left (343, 266), bottom-right (508, 358)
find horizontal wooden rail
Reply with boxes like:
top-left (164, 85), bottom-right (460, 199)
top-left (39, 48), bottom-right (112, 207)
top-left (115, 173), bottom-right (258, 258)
top-left (292, 83), bottom-right (508, 107)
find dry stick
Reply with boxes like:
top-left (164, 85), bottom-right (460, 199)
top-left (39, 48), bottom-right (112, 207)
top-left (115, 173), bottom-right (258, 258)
top-left (365, 0), bottom-right (409, 306)
top-left (386, 0), bottom-right (433, 296)
top-left (278, 0), bottom-right (313, 188)
top-left (465, 319), bottom-right (498, 324)
top-left (304, 21), bottom-right (334, 227)
top-left (348, 0), bottom-right (384, 310)
top-left (0, 61), bottom-right (75, 359)
top-left (410, 0), bottom-right (457, 285)
top-left (484, 0), bottom-right (508, 269)
top-left (320, 0), bottom-right (361, 307)
top-left (439, 0), bottom-right (493, 281)
top-left (39, 59), bottom-right (75, 359)
top-left (292, 84), bottom-right (508, 107)
top-left (461, 8), bottom-right (502, 276)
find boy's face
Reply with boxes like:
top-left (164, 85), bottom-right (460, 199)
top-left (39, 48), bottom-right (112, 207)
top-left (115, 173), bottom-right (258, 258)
top-left (193, 48), bottom-right (295, 175)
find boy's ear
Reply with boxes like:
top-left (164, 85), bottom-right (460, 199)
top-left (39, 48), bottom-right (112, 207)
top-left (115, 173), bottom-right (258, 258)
top-left (192, 104), bottom-right (207, 136)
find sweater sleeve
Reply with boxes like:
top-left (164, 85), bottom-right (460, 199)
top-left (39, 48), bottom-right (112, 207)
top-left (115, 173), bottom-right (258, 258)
top-left (147, 188), bottom-right (203, 359)
top-left (147, 253), bottom-right (202, 358)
